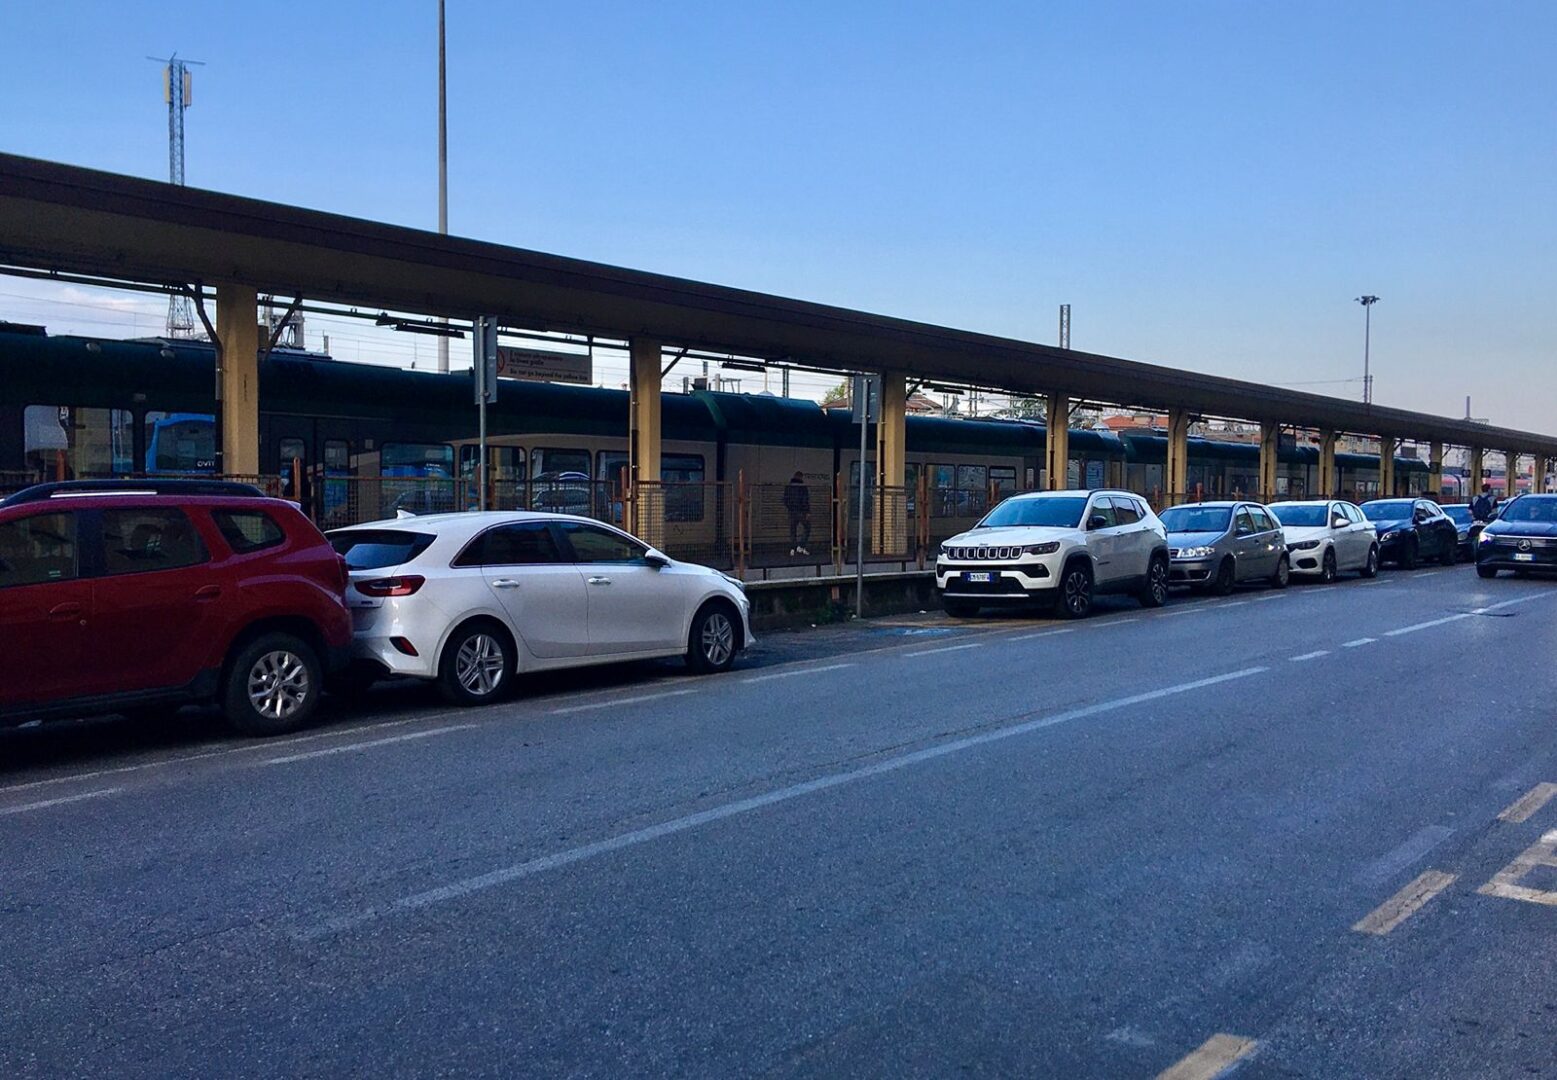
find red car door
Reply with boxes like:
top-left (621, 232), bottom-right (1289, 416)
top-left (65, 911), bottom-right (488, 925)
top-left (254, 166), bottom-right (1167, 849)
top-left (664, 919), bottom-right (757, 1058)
top-left (84, 505), bottom-right (218, 696)
top-left (0, 509), bottom-right (91, 710)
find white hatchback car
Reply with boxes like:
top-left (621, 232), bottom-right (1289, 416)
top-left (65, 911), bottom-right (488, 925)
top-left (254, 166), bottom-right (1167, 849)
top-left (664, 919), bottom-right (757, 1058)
top-left (327, 512), bottom-right (754, 704)
top-left (1266, 499), bottom-right (1379, 582)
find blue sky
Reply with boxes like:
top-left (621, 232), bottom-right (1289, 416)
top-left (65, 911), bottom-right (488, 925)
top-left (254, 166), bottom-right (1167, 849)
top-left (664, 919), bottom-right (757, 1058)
top-left (3, 1), bottom-right (1555, 429)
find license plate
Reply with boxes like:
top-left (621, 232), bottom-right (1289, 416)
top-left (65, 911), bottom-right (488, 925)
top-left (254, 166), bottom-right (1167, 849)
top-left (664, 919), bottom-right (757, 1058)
top-left (1514, 552), bottom-right (1535, 562)
top-left (963, 572), bottom-right (993, 583)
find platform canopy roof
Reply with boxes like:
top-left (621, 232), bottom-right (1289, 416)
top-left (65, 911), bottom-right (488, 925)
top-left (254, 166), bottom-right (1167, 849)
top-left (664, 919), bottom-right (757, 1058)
top-left (1, 152), bottom-right (1551, 455)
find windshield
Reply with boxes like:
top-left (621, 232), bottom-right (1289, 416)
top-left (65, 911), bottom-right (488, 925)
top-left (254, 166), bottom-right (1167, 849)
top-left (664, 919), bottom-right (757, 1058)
top-left (1441, 505), bottom-right (1472, 523)
top-left (977, 495), bottom-right (1088, 529)
top-left (1361, 500), bottom-right (1415, 520)
top-left (1496, 497), bottom-right (1557, 524)
top-left (1269, 504), bottom-right (1328, 528)
top-left (1158, 506), bottom-right (1232, 533)
top-left (329, 529), bottom-right (435, 570)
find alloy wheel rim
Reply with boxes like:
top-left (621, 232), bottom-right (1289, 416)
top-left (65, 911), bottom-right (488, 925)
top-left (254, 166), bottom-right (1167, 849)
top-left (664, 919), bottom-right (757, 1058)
top-left (455, 633), bottom-right (505, 696)
top-left (1150, 561), bottom-right (1167, 602)
top-left (1065, 571), bottom-right (1090, 613)
top-left (1323, 551), bottom-right (1336, 581)
top-left (1278, 559), bottom-right (1289, 585)
top-left (701, 613), bottom-right (734, 666)
top-left (247, 650), bottom-right (310, 720)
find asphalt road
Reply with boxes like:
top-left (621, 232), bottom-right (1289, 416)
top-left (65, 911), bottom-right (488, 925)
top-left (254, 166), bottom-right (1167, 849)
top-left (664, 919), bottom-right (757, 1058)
top-left (5, 565), bottom-right (1557, 1078)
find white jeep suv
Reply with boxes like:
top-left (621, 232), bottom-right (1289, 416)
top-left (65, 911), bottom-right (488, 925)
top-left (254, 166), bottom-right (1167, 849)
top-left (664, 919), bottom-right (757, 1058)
top-left (936, 489), bottom-right (1170, 618)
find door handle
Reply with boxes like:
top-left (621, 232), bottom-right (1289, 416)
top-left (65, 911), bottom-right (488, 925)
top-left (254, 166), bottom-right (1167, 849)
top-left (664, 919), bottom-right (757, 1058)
top-left (490, 578), bottom-right (520, 589)
top-left (194, 584), bottom-right (222, 601)
top-left (587, 576), bottom-right (613, 586)
top-left (47, 601), bottom-right (83, 620)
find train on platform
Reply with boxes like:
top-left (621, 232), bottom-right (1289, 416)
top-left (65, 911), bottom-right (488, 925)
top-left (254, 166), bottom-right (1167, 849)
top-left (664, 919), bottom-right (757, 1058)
top-left (0, 323), bottom-right (1436, 557)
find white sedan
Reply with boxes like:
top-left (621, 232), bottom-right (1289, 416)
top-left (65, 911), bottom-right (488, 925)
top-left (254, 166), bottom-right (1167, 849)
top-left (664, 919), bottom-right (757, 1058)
top-left (1267, 499), bottom-right (1379, 582)
top-left (327, 512), bottom-right (754, 704)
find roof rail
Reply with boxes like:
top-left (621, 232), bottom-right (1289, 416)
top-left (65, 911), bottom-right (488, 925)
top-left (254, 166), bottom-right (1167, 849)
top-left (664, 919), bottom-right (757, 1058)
top-left (0, 478), bottom-right (268, 508)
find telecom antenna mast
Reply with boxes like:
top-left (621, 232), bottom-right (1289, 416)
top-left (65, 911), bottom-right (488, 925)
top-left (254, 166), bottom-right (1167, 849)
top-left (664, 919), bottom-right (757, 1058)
top-left (150, 53), bottom-right (204, 338)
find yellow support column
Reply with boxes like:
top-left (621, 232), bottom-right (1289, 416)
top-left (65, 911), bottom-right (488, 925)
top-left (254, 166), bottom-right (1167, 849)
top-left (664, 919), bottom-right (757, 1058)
top-left (1506, 450), bottom-right (1521, 498)
top-left (628, 338), bottom-right (663, 547)
top-left (1428, 441), bottom-right (1444, 499)
top-left (1378, 436), bottom-right (1397, 498)
top-left (1045, 393), bottom-right (1070, 490)
top-left (1536, 455), bottom-right (1550, 494)
top-left (215, 284), bottom-right (260, 477)
top-left (1469, 447), bottom-right (1485, 498)
top-left (1258, 421), bottom-right (1280, 502)
top-left (1166, 407), bottom-right (1191, 506)
top-left (1318, 429), bottom-right (1338, 499)
top-left (874, 372), bottom-right (907, 554)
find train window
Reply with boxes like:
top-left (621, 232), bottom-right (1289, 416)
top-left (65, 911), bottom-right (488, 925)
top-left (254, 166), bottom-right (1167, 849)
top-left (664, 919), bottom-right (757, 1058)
top-left (24, 406), bottom-right (134, 480)
top-left (1084, 460), bottom-right (1105, 488)
top-left (278, 437), bottom-right (306, 493)
top-left (323, 440), bottom-right (350, 472)
top-left (461, 445), bottom-right (526, 482)
top-left (381, 443), bottom-right (454, 479)
top-left (143, 411), bottom-right (216, 474)
top-left (662, 454), bottom-right (705, 523)
top-left (531, 448), bottom-right (591, 481)
top-left (990, 466), bottom-right (1017, 497)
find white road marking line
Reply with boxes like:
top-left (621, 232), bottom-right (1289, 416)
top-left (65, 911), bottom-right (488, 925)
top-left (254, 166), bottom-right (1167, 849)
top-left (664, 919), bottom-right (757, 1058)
top-left (1097, 617), bottom-right (1140, 627)
top-left (905, 641), bottom-right (984, 658)
top-left (1157, 607), bottom-right (1207, 617)
top-left (1356, 825), bottom-right (1456, 885)
top-left (1218, 600), bottom-right (1250, 608)
top-left (300, 665), bottom-right (1269, 939)
top-left (1252, 593), bottom-right (1284, 602)
top-left (1472, 593), bottom-right (1554, 615)
top-left (1412, 571), bottom-right (1438, 578)
top-left (262, 724), bottom-right (477, 765)
top-left (1353, 869), bottom-right (1457, 935)
top-left (1156, 1033), bottom-right (1259, 1080)
top-left (1009, 628), bottom-right (1077, 641)
top-left (0, 787), bottom-right (123, 816)
top-left (1341, 637), bottom-right (1376, 648)
top-left (549, 688), bottom-right (699, 715)
top-left (1289, 650), bottom-right (1330, 662)
top-left (742, 663), bottom-right (855, 684)
top-left (1384, 613), bottom-right (1473, 637)
top-left (1499, 783), bottom-right (1557, 824)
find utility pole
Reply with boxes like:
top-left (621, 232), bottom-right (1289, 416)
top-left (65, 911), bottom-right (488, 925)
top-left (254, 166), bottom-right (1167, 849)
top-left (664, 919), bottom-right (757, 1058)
top-left (1356, 295), bottom-right (1379, 405)
top-left (1058, 304), bottom-right (1071, 350)
top-left (436, 0), bottom-right (451, 373)
top-left (150, 53), bottom-right (204, 338)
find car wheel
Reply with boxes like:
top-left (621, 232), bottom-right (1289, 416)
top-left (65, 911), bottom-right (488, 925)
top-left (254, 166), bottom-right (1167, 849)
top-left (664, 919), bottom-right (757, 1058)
top-left (1138, 552), bottom-right (1169, 608)
top-left (1398, 539), bottom-right (1418, 570)
top-left (222, 632), bottom-right (322, 736)
top-left (438, 620), bottom-right (514, 705)
top-left (1360, 545), bottom-right (1379, 578)
top-left (1439, 539), bottom-right (1457, 566)
top-left (941, 600), bottom-right (980, 618)
top-left (1320, 548), bottom-right (1337, 583)
top-left (1212, 557), bottom-right (1236, 596)
top-left (687, 602), bottom-right (739, 673)
top-left (1270, 554), bottom-right (1290, 589)
top-left (1477, 564), bottom-right (1498, 579)
top-left (1057, 561), bottom-right (1093, 619)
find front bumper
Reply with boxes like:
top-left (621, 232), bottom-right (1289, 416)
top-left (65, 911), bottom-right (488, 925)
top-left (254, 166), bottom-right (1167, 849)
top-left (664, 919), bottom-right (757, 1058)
top-left (1168, 557), bottom-right (1216, 585)
top-left (1477, 539), bottom-right (1557, 571)
top-left (936, 558), bottom-right (1059, 599)
top-left (1286, 543), bottom-right (1327, 575)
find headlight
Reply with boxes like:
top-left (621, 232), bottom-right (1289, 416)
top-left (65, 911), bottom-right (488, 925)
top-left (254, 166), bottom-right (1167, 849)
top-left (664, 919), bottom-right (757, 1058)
top-left (719, 572), bottom-right (746, 592)
top-left (1379, 529), bottom-right (1399, 540)
top-left (1023, 542), bottom-right (1060, 555)
top-left (1176, 545), bottom-right (1216, 558)
top-left (1290, 539), bottom-right (1321, 550)
top-left (1479, 531), bottom-right (1494, 544)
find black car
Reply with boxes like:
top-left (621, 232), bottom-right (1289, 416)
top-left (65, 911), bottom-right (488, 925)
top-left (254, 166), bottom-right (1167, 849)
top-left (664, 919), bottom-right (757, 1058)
top-left (1359, 498), bottom-right (1459, 568)
top-left (1476, 494), bottom-right (1557, 578)
top-left (1440, 504), bottom-right (1484, 560)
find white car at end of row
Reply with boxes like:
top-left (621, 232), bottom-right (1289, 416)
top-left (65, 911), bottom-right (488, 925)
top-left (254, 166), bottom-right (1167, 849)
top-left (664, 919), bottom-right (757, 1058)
top-left (327, 511), bottom-right (753, 704)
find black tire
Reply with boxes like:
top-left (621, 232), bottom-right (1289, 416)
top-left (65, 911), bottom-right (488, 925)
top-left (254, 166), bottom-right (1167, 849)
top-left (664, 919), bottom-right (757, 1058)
top-left (1138, 552), bottom-right (1169, 608)
top-left (1439, 539), bottom-right (1457, 566)
top-left (222, 631), bottom-right (323, 736)
top-left (1057, 560), bottom-right (1093, 619)
top-left (1212, 557), bottom-right (1236, 596)
top-left (1476, 563), bottom-right (1498, 579)
top-left (941, 600), bottom-right (980, 619)
top-left (1320, 548), bottom-right (1337, 583)
top-left (687, 602), bottom-right (739, 674)
top-left (438, 620), bottom-right (514, 705)
top-left (1360, 545), bottom-right (1379, 578)
top-left (1398, 539), bottom-right (1418, 570)
top-left (1270, 554), bottom-right (1290, 589)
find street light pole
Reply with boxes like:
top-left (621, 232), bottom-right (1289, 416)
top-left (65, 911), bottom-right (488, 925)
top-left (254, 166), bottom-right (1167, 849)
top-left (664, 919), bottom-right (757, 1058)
top-left (436, 0), bottom-right (450, 373)
top-left (1356, 295), bottom-right (1379, 405)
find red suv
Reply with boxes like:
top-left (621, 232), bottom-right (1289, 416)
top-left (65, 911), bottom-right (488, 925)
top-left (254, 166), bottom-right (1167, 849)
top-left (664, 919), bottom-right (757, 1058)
top-left (0, 482), bottom-right (352, 735)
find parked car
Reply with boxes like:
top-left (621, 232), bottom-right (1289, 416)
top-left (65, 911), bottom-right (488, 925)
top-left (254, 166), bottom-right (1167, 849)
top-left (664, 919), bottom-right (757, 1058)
top-left (326, 511), bottom-right (753, 704)
top-left (1359, 498), bottom-right (1459, 568)
top-left (1476, 494), bottom-right (1557, 578)
top-left (1267, 499), bottom-right (1379, 581)
top-left (1159, 501), bottom-right (1291, 594)
top-left (0, 482), bottom-right (352, 734)
top-left (935, 489), bottom-right (1169, 619)
top-left (1440, 504), bottom-right (1484, 560)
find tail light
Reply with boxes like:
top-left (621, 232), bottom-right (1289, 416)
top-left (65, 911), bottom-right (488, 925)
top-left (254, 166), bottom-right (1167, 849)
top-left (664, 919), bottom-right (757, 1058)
top-left (355, 575), bottom-right (426, 597)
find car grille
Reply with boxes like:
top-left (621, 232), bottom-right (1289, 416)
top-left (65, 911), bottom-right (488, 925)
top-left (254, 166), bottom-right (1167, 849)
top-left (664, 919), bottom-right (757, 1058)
top-left (1489, 536), bottom-right (1556, 548)
top-left (943, 545), bottom-right (1023, 561)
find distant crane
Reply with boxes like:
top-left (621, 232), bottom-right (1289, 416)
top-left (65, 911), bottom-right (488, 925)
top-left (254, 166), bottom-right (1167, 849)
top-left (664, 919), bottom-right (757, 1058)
top-left (149, 53), bottom-right (204, 338)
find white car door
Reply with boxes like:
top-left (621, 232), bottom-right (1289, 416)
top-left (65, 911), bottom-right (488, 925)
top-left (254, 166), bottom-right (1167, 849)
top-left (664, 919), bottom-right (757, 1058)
top-left (467, 521), bottom-right (590, 659)
top-left (1085, 496), bottom-right (1121, 585)
top-left (1341, 502), bottom-right (1371, 568)
top-left (558, 520), bottom-right (686, 656)
top-left (1108, 496), bottom-right (1152, 579)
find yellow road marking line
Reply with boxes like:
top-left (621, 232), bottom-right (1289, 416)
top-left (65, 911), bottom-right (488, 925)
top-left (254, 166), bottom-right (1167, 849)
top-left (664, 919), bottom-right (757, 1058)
top-left (1352, 869), bottom-right (1457, 935)
top-left (1156, 1033), bottom-right (1259, 1080)
top-left (1497, 782), bottom-right (1557, 824)
top-left (1478, 829), bottom-right (1557, 906)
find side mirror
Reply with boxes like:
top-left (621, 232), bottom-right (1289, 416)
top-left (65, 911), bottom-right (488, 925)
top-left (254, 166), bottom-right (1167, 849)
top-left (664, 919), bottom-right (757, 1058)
top-left (644, 551), bottom-right (671, 569)
top-left (1331, 515), bottom-right (1347, 528)
top-left (1088, 514), bottom-right (1108, 531)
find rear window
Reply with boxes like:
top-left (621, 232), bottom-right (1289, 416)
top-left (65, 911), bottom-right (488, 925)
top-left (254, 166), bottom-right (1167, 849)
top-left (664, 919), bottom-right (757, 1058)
top-left (213, 509), bottom-right (286, 554)
top-left (330, 529), bottom-right (435, 570)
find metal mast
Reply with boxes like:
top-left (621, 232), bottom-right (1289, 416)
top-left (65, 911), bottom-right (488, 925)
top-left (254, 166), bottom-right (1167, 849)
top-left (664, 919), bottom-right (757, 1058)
top-left (151, 53), bottom-right (204, 338)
